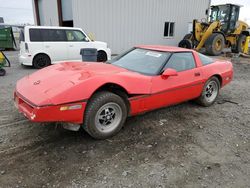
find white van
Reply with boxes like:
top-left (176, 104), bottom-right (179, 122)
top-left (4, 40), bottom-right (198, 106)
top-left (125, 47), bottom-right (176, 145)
top-left (19, 26), bottom-right (111, 68)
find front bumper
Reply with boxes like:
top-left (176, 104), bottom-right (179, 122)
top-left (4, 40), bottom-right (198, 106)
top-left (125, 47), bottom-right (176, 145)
top-left (106, 48), bottom-right (112, 60)
top-left (14, 91), bottom-right (86, 124)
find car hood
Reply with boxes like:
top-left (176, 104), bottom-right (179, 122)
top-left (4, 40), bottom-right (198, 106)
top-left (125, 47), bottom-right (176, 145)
top-left (16, 62), bottom-right (138, 106)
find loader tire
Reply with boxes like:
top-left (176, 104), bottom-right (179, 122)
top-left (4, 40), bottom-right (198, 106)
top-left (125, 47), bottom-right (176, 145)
top-left (0, 68), bottom-right (6, 76)
top-left (205, 33), bottom-right (225, 56)
top-left (178, 39), bottom-right (193, 49)
top-left (183, 33), bottom-right (193, 40)
top-left (231, 35), bottom-right (246, 53)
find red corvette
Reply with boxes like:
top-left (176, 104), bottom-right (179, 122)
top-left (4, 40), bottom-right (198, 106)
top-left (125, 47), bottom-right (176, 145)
top-left (15, 45), bottom-right (233, 139)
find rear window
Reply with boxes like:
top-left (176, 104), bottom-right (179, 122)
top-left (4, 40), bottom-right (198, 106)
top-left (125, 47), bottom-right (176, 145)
top-left (29, 29), bottom-right (67, 42)
top-left (29, 29), bottom-right (42, 41)
top-left (198, 53), bottom-right (214, 65)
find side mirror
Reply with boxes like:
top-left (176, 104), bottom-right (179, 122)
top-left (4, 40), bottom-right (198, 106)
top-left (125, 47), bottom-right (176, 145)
top-left (161, 68), bottom-right (178, 79)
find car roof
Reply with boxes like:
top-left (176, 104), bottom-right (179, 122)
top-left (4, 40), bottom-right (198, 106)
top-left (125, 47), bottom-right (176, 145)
top-left (136, 45), bottom-right (195, 53)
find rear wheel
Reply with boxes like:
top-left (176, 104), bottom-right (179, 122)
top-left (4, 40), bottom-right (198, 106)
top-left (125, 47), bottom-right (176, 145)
top-left (179, 33), bottom-right (194, 49)
top-left (83, 91), bottom-right (127, 139)
top-left (33, 54), bottom-right (51, 69)
top-left (178, 39), bottom-right (193, 49)
top-left (205, 33), bottom-right (225, 56)
top-left (0, 68), bottom-right (6, 76)
top-left (231, 35), bottom-right (246, 53)
top-left (196, 76), bottom-right (220, 107)
top-left (183, 33), bottom-right (193, 40)
top-left (97, 51), bottom-right (107, 62)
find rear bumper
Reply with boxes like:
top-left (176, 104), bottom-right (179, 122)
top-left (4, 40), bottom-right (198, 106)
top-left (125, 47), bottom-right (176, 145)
top-left (19, 53), bottom-right (33, 66)
top-left (14, 91), bottom-right (86, 124)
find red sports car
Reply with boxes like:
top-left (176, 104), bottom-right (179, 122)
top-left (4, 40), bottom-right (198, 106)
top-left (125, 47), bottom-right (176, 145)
top-left (15, 46), bottom-right (233, 139)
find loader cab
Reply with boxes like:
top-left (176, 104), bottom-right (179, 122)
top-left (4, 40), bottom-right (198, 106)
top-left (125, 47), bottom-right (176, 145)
top-left (209, 4), bottom-right (240, 34)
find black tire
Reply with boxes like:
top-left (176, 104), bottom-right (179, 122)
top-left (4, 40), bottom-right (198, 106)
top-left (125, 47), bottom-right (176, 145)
top-left (0, 68), bottom-right (6, 76)
top-left (83, 91), bottom-right (127, 139)
top-left (178, 39), bottom-right (193, 49)
top-left (205, 33), bottom-right (225, 56)
top-left (33, 54), bottom-right (51, 69)
top-left (97, 51), bottom-right (107, 62)
top-left (231, 35), bottom-right (246, 53)
top-left (196, 76), bottom-right (220, 107)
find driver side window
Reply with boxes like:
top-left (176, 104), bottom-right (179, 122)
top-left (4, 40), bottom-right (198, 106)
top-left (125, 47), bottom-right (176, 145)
top-left (66, 30), bottom-right (88, 42)
top-left (164, 52), bottom-right (196, 72)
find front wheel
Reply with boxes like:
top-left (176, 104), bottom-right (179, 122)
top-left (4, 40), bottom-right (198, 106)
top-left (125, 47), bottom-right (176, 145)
top-left (196, 77), bottom-right (220, 107)
top-left (232, 35), bottom-right (246, 53)
top-left (97, 51), bottom-right (107, 62)
top-left (205, 33), bottom-right (225, 56)
top-left (83, 91), bottom-right (127, 139)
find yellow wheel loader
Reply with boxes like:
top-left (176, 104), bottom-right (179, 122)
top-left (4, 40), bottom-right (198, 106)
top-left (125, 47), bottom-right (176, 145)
top-left (178, 4), bottom-right (249, 56)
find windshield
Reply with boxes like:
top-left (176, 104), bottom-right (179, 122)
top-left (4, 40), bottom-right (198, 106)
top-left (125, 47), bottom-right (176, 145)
top-left (210, 6), bottom-right (230, 22)
top-left (109, 48), bottom-right (171, 75)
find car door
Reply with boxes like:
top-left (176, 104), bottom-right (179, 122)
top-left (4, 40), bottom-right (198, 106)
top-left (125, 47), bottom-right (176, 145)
top-left (65, 29), bottom-right (93, 61)
top-left (41, 29), bottom-right (68, 62)
top-left (146, 52), bottom-right (204, 110)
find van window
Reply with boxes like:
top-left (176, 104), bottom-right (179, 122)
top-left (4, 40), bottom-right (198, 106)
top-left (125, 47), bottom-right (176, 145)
top-left (29, 29), bottom-right (67, 42)
top-left (66, 30), bottom-right (88, 42)
top-left (29, 29), bottom-right (42, 41)
top-left (42, 29), bottom-right (67, 41)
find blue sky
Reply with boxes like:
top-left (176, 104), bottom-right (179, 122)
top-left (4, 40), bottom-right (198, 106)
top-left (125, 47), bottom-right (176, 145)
top-left (0, 0), bottom-right (249, 25)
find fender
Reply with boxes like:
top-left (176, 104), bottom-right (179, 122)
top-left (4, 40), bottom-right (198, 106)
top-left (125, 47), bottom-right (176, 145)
top-left (49, 71), bottom-right (152, 105)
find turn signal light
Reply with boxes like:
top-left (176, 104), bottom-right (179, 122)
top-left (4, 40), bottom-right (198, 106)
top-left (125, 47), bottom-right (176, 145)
top-left (60, 104), bottom-right (82, 111)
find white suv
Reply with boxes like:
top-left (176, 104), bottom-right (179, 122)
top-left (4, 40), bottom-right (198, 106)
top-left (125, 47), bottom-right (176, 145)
top-left (19, 26), bottom-right (111, 68)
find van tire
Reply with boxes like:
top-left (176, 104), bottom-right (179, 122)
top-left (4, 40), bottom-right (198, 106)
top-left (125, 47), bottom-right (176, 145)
top-left (97, 51), bottom-right (107, 62)
top-left (33, 54), bottom-right (51, 69)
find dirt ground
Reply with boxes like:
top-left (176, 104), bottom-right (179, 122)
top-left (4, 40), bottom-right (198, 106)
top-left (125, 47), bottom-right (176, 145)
top-left (0, 51), bottom-right (249, 188)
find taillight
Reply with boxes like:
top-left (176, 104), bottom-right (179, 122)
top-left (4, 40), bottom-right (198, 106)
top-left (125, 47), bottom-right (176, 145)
top-left (25, 43), bottom-right (29, 53)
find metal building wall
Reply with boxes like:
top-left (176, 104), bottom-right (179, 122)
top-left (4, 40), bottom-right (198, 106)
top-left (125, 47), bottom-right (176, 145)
top-left (33, 0), bottom-right (59, 26)
top-left (72, 0), bottom-right (210, 54)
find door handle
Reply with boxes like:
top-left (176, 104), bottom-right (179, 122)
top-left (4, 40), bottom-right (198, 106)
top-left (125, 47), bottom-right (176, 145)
top-left (45, 45), bottom-right (50, 48)
top-left (194, 72), bottom-right (200, 76)
top-left (69, 45), bottom-right (74, 47)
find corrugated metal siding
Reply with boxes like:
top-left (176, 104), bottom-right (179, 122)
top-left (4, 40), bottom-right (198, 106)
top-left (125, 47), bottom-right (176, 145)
top-left (72, 0), bottom-right (210, 54)
top-left (34, 0), bottom-right (209, 54)
top-left (37, 0), bottom-right (59, 26)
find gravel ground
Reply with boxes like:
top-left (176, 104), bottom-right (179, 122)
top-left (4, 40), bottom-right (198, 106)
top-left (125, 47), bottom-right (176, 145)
top-left (0, 51), bottom-right (249, 188)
